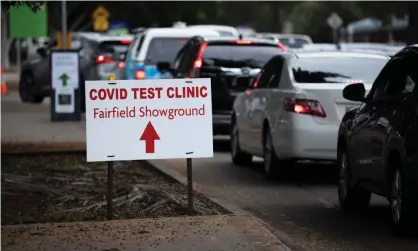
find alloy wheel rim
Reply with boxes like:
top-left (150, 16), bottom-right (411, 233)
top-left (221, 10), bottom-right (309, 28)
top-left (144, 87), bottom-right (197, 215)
top-left (390, 170), bottom-right (403, 224)
top-left (264, 133), bottom-right (272, 173)
top-left (338, 153), bottom-right (348, 200)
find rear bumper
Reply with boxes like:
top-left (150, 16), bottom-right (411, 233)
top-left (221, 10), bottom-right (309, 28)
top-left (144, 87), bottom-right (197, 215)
top-left (213, 114), bottom-right (231, 135)
top-left (273, 114), bottom-right (338, 161)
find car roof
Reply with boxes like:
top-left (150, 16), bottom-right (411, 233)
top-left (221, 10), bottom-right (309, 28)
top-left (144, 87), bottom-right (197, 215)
top-left (202, 36), bottom-right (279, 46)
top-left (293, 51), bottom-right (390, 59)
top-left (188, 25), bottom-right (239, 34)
top-left (260, 33), bottom-right (313, 42)
top-left (74, 32), bottom-right (134, 42)
top-left (144, 27), bottom-right (220, 38)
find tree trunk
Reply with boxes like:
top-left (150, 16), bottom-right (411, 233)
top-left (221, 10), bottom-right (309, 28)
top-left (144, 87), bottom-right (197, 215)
top-left (271, 2), bottom-right (282, 33)
top-left (407, 2), bottom-right (418, 45)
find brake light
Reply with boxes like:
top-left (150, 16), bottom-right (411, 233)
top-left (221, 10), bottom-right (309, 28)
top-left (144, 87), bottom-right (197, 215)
top-left (189, 42), bottom-right (208, 77)
top-left (96, 55), bottom-right (114, 64)
top-left (121, 40), bottom-right (131, 44)
top-left (136, 69), bottom-right (146, 79)
top-left (118, 61), bottom-right (125, 68)
top-left (235, 40), bottom-right (252, 44)
top-left (283, 98), bottom-right (326, 118)
top-left (252, 71), bottom-right (264, 88)
top-left (278, 43), bottom-right (287, 52)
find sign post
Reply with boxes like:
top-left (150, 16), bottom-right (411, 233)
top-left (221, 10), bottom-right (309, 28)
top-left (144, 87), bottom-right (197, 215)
top-left (85, 78), bottom-right (214, 218)
top-left (327, 12), bottom-right (343, 45)
top-left (50, 50), bottom-right (81, 121)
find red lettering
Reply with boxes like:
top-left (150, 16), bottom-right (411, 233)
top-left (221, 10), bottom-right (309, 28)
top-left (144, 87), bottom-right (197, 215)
top-left (131, 88), bottom-right (139, 99)
top-left (167, 87), bottom-right (174, 98)
top-left (139, 88), bottom-right (147, 99)
top-left (89, 89), bottom-right (97, 100)
top-left (166, 86), bottom-right (207, 98)
top-left (89, 88), bottom-right (128, 100)
top-left (200, 86), bottom-right (207, 97)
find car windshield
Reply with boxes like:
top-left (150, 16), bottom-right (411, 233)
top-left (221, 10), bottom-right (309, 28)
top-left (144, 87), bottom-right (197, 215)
top-left (291, 57), bottom-right (388, 84)
top-left (203, 45), bottom-right (283, 68)
top-left (145, 37), bottom-right (189, 64)
top-left (279, 38), bottom-right (310, 49)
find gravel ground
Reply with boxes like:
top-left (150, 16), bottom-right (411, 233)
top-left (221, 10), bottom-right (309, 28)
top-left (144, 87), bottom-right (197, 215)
top-left (1, 154), bottom-right (228, 225)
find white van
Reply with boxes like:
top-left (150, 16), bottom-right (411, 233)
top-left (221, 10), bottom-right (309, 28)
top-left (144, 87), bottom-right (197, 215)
top-left (123, 27), bottom-right (220, 80)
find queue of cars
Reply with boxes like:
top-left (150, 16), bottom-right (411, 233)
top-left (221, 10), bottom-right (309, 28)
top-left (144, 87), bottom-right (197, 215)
top-left (17, 25), bottom-right (417, 235)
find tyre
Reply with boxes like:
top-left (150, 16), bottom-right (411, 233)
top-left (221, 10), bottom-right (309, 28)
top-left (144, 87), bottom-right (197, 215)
top-left (263, 129), bottom-right (290, 180)
top-left (19, 72), bottom-right (44, 103)
top-left (389, 167), bottom-right (418, 236)
top-left (230, 119), bottom-right (252, 166)
top-left (337, 146), bottom-right (371, 212)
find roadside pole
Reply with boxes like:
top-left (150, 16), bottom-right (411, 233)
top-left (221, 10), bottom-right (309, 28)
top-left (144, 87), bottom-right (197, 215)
top-left (84, 78), bottom-right (213, 219)
top-left (327, 13), bottom-right (343, 48)
top-left (186, 158), bottom-right (193, 215)
top-left (61, 0), bottom-right (67, 49)
top-left (106, 74), bottom-right (116, 220)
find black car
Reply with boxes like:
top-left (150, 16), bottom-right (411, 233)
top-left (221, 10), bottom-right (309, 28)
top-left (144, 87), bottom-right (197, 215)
top-left (19, 33), bottom-right (132, 111)
top-left (158, 36), bottom-right (286, 135)
top-left (337, 44), bottom-right (418, 236)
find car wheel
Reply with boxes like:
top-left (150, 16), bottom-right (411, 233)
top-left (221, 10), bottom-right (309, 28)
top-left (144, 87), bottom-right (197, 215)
top-left (19, 72), bottom-right (44, 103)
top-left (263, 129), bottom-right (289, 180)
top-left (390, 167), bottom-right (417, 236)
top-left (337, 146), bottom-right (371, 212)
top-left (230, 120), bottom-right (252, 166)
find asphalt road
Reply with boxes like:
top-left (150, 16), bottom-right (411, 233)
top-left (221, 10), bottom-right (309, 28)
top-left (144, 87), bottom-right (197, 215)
top-left (169, 140), bottom-right (418, 251)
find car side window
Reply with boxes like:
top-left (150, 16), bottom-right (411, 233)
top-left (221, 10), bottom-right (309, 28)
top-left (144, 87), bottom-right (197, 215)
top-left (371, 59), bottom-right (401, 100)
top-left (267, 57), bottom-right (285, 88)
top-left (257, 69), bottom-right (273, 89)
top-left (175, 41), bottom-right (193, 74)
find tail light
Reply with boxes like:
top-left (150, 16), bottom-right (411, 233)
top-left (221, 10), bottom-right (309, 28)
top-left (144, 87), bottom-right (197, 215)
top-left (283, 98), bottom-right (326, 118)
top-left (188, 42), bottom-right (208, 77)
top-left (118, 62), bottom-right (125, 68)
top-left (235, 40), bottom-right (252, 44)
top-left (136, 69), bottom-right (146, 79)
top-left (96, 55), bottom-right (114, 64)
top-left (120, 40), bottom-right (131, 44)
top-left (278, 43), bottom-right (287, 52)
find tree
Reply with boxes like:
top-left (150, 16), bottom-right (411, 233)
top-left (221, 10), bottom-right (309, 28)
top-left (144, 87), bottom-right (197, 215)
top-left (1, 1), bottom-right (44, 13)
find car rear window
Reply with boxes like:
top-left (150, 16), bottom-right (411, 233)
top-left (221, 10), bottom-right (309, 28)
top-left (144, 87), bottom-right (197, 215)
top-left (202, 44), bottom-right (282, 68)
top-left (279, 38), bottom-right (310, 49)
top-left (291, 57), bottom-right (388, 84)
top-left (98, 40), bottom-right (131, 57)
top-left (145, 37), bottom-right (188, 64)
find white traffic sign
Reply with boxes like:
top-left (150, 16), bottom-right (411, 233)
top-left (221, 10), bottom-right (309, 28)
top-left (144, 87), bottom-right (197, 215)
top-left (51, 51), bottom-right (79, 113)
top-left (85, 78), bottom-right (214, 162)
top-left (327, 12), bottom-right (343, 30)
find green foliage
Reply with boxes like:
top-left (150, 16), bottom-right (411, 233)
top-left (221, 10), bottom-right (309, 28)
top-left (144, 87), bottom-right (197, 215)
top-left (2, 1), bottom-right (45, 13)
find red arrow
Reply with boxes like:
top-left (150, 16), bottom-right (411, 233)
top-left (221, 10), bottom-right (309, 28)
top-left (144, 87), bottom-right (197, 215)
top-left (140, 121), bottom-right (160, 154)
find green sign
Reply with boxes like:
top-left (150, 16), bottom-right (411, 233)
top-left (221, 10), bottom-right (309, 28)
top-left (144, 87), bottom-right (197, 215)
top-left (9, 5), bottom-right (47, 38)
top-left (59, 73), bottom-right (69, 87)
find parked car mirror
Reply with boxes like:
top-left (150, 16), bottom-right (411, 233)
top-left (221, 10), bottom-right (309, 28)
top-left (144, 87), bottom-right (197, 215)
top-left (36, 47), bottom-right (47, 57)
top-left (343, 83), bottom-right (366, 102)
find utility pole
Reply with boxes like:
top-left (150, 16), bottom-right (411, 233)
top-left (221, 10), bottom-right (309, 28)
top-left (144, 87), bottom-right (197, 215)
top-left (61, 1), bottom-right (67, 49)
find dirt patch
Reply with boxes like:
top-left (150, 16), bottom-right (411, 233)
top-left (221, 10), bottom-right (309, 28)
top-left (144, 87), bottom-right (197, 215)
top-left (1, 154), bottom-right (228, 225)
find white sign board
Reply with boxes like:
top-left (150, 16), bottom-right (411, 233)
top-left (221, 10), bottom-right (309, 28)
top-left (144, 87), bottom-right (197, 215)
top-left (85, 78), bottom-right (214, 162)
top-left (51, 51), bottom-right (79, 113)
top-left (327, 12), bottom-right (343, 30)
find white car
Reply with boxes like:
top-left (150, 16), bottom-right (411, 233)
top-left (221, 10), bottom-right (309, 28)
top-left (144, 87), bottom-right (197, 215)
top-left (123, 27), bottom-right (220, 80)
top-left (257, 33), bottom-right (313, 49)
top-left (230, 51), bottom-right (389, 178)
top-left (187, 25), bottom-right (240, 37)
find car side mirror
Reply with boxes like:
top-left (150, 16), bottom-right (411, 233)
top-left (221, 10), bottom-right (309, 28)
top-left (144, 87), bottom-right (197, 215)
top-left (343, 83), bottom-right (366, 102)
top-left (157, 61), bottom-right (174, 75)
top-left (36, 47), bottom-right (47, 57)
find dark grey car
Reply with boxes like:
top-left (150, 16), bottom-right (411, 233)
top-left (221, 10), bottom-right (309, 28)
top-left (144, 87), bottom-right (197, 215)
top-left (19, 33), bottom-right (133, 111)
